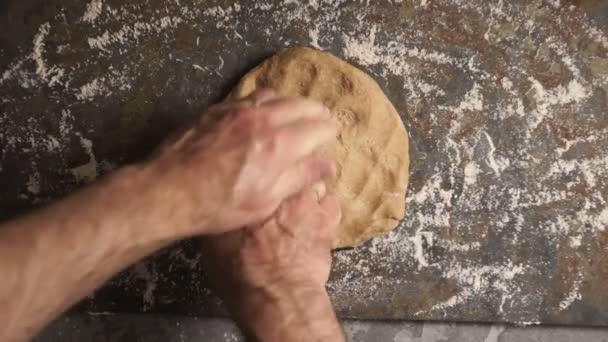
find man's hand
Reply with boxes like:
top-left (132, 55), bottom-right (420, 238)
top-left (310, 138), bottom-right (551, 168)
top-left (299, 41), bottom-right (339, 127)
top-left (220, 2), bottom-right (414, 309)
top-left (0, 89), bottom-right (337, 341)
top-left (202, 182), bottom-right (340, 292)
top-left (202, 183), bottom-right (345, 342)
top-left (146, 89), bottom-right (336, 239)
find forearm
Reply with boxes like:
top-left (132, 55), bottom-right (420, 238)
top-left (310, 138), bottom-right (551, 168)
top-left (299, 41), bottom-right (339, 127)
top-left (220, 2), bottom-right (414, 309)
top-left (0, 166), bottom-right (174, 340)
top-left (232, 283), bottom-right (345, 342)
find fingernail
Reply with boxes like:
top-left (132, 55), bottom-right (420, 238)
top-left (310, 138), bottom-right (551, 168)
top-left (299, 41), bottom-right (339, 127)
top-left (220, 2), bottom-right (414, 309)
top-left (313, 181), bottom-right (327, 199)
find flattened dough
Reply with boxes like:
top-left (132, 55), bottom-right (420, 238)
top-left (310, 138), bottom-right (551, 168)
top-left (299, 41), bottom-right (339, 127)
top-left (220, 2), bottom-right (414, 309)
top-left (231, 47), bottom-right (410, 248)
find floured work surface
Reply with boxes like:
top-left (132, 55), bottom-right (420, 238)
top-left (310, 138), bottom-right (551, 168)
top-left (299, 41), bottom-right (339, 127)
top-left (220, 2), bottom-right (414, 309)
top-left (1, 0), bottom-right (608, 326)
top-left (231, 47), bottom-right (411, 249)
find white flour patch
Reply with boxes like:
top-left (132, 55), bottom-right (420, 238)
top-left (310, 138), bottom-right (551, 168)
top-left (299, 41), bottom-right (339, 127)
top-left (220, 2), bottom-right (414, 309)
top-left (341, 20), bottom-right (459, 102)
top-left (548, 156), bottom-right (608, 189)
top-left (441, 240), bottom-right (482, 253)
top-left (70, 135), bottom-right (98, 183)
top-left (88, 16), bottom-right (182, 52)
top-left (59, 109), bottom-right (74, 137)
top-left (43, 135), bottom-right (61, 152)
top-left (559, 275), bottom-right (583, 311)
top-left (411, 231), bottom-right (433, 269)
top-left (1, 22), bottom-right (66, 89)
top-left (309, 25), bottom-right (322, 49)
top-left (569, 235), bottom-right (582, 248)
top-left (556, 129), bottom-right (604, 155)
top-left (0, 60), bottom-right (27, 85)
top-left (587, 25), bottom-right (608, 50)
top-left (448, 83), bottom-right (484, 115)
top-left (82, 0), bottom-right (103, 24)
top-left (32, 22), bottom-right (65, 86)
top-left (464, 162), bottom-right (480, 186)
top-left (408, 174), bottom-right (453, 229)
top-left (202, 4), bottom-right (241, 29)
top-left (525, 77), bottom-right (591, 131)
top-left (442, 83), bottom-right (484, 137)
top-left (482, 131), bottom-right (509, 176)
top-left (76, 78), bottom-right (109, 101)
top-left (32, 23), bottom-right (51, 79)
top-left (343, 25), bottom-right (456, 83)
top-left (425, 262), bottom-right (526, 314)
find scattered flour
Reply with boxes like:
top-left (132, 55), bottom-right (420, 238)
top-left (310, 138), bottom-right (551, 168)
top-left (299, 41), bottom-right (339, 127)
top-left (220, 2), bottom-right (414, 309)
top-left (464, 162), bottom-right (480, 186)
top-left (424, 261), bottom-right (525, 314)
top-left (76, 78), bottom-right (109, 101)
top-left (309, 25), bottom-right (322, 49)
top-left (70, 135), bottom-right (98, 183)
top-left (482, 131), bottom-right (510, 176)
top-left (32, 23), bottom-right (65, 86)
top-left (559, 275), bottom-right (583, 310)
top-left (32, 23), bottom-right (51, 79)
top-left (1, 0), bottom-right (606, 324)
top-left (82, 0), bottom-right (103, 24)
top-left (88, 16), bottom-right (182, 52)
top-left (525, 77), bottom-right (591, 130)
top-left (411, 231), bottom-right (433, 269)
top-left (328, 0), bottom-right (605, 322)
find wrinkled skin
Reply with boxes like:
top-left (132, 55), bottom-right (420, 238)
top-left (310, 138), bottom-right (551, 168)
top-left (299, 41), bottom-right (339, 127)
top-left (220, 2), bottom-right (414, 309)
top-left (150, 89), bottom-right (337, 238)
top-left (201, 183), bottom-right (344, 342)
top-left (202, 182), bottom-right (341, 295)
top-left (0, 89), bottom-right (345, 342)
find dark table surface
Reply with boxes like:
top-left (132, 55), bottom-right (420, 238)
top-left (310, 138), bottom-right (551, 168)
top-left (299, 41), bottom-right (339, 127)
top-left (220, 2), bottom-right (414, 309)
top-left (32, 314), bottom-right (608, 342)
top-left (1, 0), bottom-right (608, 326)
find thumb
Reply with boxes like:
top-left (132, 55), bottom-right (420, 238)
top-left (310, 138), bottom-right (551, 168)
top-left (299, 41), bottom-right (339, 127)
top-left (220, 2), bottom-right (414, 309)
top-left (271, 153), bottom-right (336, 202)
top-left (318, 193), bottom-right (342, 244)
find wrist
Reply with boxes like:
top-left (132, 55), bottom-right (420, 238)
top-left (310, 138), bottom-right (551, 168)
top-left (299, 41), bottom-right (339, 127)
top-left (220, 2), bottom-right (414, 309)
top-left (85, 163), bottom-right (182, 246)
top-left (228, 281), bottom-right (343, 342)
top-left (113, 160), bottom-right (216, 242)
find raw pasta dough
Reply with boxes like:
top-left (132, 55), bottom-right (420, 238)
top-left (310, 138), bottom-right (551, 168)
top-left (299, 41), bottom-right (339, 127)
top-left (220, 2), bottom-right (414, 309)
top-left (231, 47), bottom-right (410, 248)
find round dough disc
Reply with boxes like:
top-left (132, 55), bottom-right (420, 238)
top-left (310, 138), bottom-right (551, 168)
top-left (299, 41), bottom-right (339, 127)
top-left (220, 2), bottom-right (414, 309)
top-left (231, 47), bottom-right (410, 248)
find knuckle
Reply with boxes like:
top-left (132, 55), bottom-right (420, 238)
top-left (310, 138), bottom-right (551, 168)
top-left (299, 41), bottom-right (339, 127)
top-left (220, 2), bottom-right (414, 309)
top-left (281, 200), bottom-right (307, 226)
top-left (233, 108), bottom-right (256, 126)
top-left (253, 133), bottom-right (279, 156)
top-left (233, 109), bottom-right (273, 138)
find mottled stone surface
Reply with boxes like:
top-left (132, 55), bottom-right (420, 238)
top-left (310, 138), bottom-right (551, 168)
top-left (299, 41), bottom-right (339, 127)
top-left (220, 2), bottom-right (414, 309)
top-left (1, 0), bottom-right (608, 328)
top-left (35, 314), bottom-right (608, 342)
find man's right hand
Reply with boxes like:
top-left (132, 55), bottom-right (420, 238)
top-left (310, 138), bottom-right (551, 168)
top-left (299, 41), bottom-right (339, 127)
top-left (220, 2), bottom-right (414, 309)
top-left (137, 89), bottom-right (336, 241)
top-left (201, 183), bottom-right (345, 342)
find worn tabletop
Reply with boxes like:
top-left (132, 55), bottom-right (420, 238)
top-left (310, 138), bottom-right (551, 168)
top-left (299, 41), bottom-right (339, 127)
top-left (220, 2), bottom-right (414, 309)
top-left (1, 0), bottom-right (608, 326)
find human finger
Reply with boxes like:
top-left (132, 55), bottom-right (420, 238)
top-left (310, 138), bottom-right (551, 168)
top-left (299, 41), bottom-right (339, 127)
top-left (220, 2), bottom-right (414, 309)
top-left (271, 118), bottom-right (336, 168)
top-left (272, 153), bottom-right (335, 203)
top-left (246, 88), bottom-right (278, 106)
top-left (258, 97), bottom-right (330, 126)
top-left (208, 88), bottom-right (278, 115)
top-left (276, 186), bottom-right (320, 234)
top-left (317, 193), bottom-right (341, 243)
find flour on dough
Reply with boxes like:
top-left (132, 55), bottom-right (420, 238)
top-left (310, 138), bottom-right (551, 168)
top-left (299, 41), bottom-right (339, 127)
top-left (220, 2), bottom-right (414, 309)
top-left (231, 47), bottom-right (410, 248)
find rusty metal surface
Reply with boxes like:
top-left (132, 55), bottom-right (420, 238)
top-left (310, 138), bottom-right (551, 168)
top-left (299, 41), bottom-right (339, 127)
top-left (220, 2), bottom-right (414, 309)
top-left (1, 0), bottom-right (608, 325)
